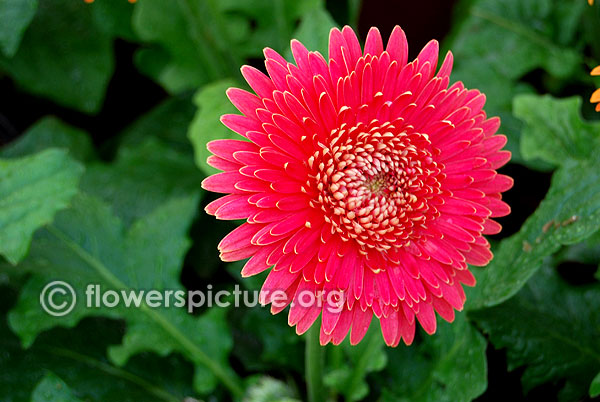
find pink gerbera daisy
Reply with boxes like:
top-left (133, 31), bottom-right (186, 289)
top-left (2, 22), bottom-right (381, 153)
top-left (202, 26), bottom-right (512, 346)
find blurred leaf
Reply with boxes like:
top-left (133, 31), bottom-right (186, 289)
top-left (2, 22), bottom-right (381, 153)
top-left (7, 194), bottom-right (239, 395)
top-left (0, 0), bottom-right (114, 113)
top-left (230, 304), bottom-right (303, 373)
top-left (285, 6), bottom-right (337, 58)
top-left (132, 0), bottom-right (234, 93)
top-left (243, 377), bottom-right (300, 402)
top-left (0, 149), bottom-right (83, 264)
top-left (118, 94), bottom-right (197, 155)
top-left (90, 0), bottom-right (137, 41)
top-left (0, 301), bottom-right (194, 402)
top-left (469, 154), bottom-right (600, 309)
top-left (0, 0), bottom-right (37, 56)
top-left (324, 325), bottom-right (387, 402)
top-left (591, 372), bottom-right (600, 397)
top-left (81, 139), bottom-right (204, 226)
top-left (0, 117), bottom-right (95, 162)
top-left (515, 95), bottom-right (600, 166)
top-left (447, 0), bottom-right (585, 166)
top-left (132, 0), bottom-right (324, 92)
top-left (30, 373), bottom-right (83, 402)
top-left (216, 0), bottom-right (322, 57)
top-left (471, 266), bottom-right (600, 401)
top-left (188, 79), bottom-right (240, 175)
top-left (377, 313), bottom-right (487, 402)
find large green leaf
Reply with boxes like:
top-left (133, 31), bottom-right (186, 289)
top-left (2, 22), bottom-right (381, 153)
top-left (324, 326), bottom-right (387, 402)
top-left (0, 294), bottom-right (195, 402)
top-left (30, 373), bottom-right (83, 402)
top-left (0, 0), bottom-right (114, 113)
top-left (132, 0), bottom-right (236, 93)
top-left (377, 313), bottom-right (487, 402)
top-left (468, 155), bottom-right (600, 309)
top-left (0, 0), bottom-right (37, 56)
top-left (7, 194), bottom-right (241, 396)
top-left (0, 117), bottom-right (95, 162)
top-left (89, 0), bottom-right (137, 41)
top-left (132, 0), bottom-right (323, 92)
top-left (471, 266), bottom-right (600, 401)
top-left (0, 149), bottom-right (83, 265)
top-left (188, 79), bottom-right (240, 175)
top-left (81, 139), bottom-right (204, 226)
top-left (447, 0), bottom-right (586, 165)
top-left (514, 95), bottom-right (600, 166)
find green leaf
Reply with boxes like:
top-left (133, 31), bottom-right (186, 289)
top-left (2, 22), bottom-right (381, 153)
top-left (132, 0), bottom-right (235, 92)
top-left (0, 298), bottom-right (194, 402)
top-left (230, 304), bottom-right (303, 372)
top-left (468, 155), bottom-right (600, 309)
top-left (188, 79), bottom-right (241, 175)
top-left (89, 0), bottom-right (137, 41)
top-left (377, 313), bottom-right (487, 402)
top-left (591, 372), bottom-right (600, 397)
top-left (118, 94), bottom-right (197, 155)
top-left (514, 95), bottom-right (600, 166)
top-left (0, 149), bottom-right (83, 265)
top-left (0, 0), bottom-right (114, 113)
top-left (0, 0), bottom-right (37, 56)
top-left (285, 6), bottom-right (337, 58)
top-left (324, 325), bottom-right (387, 402)
top-left (7, 194), bottom-right (241, 396)
top-left (132, 0), bottom-right (323, 92)
top-left (447, 0), bottom-right (585, 166)
top-left (216, 0), bottom-right (322, 57)
top-left (471, 266), bottom-right (600, 401)
top-left (81, 139), bottom-right (204, 226)
top-left (0, 117), bottom-right (95, 162)
top-left (31, 373), bottom-right (83, 402)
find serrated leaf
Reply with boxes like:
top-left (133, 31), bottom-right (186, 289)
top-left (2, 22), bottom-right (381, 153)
top-left (447, 0), bottom-right (585, 166)
top-left (188, 79), bottom-right (241, 175)
top-left (514, 95), bottom-right (600, 166)
top-left (471, 266), bottom-right (600, 401)
top-left (591, 372), bottom-right (600, 397)
top-left (0, 117), bottom-right (95, 162)
top-left (324, 325), bottom-right (387, 402)
top-left (7, 194), bottom-right (240, 395)
top-left (377, 313), bottom-right (487, 402)
top-left (31, 373), bottom-right (83, 402)
top-left (0, 0), bottom-right (114, 113)
top-left (468, 153), bottom-right (600, 310)
top-left (0, 149), bottom-right (83, 264)
top-left (0, 0), bottom-right (37, 57)
top-left (81, 139), bottom-right (204, 226)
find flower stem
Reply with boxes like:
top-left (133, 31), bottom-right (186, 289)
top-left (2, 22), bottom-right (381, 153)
top-left (305, 325), bottom-right (325, 402)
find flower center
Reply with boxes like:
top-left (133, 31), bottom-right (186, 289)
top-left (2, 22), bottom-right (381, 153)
top-left (308, 119), bottom-right (444, 254)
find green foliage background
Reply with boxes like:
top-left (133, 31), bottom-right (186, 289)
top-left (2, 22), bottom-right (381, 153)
top-left (0, 0), bottom-right (599, 401)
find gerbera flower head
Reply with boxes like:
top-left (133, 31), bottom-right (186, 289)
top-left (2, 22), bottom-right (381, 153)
top-left (202, 26), bottom-right (512, 346)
